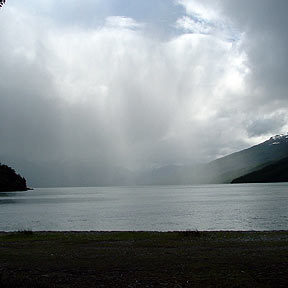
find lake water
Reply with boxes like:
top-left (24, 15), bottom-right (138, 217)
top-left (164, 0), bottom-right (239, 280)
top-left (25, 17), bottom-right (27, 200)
top-left (0, 183), bottom-right (287, 231)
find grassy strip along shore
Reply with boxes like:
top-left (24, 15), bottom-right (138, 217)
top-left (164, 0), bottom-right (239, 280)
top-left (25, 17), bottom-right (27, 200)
top-left (0, 231), bottom-right (288, 287)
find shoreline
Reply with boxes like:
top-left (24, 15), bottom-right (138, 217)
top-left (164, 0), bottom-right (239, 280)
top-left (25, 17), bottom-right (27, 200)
top-left (1, 230), bottom-right (288, 234)
top-left (1, 231), bottom-right (287, 287)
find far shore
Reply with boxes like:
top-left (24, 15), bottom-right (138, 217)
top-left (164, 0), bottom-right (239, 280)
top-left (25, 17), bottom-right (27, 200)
top-left (0, 230), bottom-right (287, 287)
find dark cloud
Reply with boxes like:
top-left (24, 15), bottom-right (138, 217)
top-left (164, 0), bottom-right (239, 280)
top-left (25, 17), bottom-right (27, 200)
top-left (219, 0), bottom-right (288, 106)
top-left (246, 113), bottom-right (286, 137)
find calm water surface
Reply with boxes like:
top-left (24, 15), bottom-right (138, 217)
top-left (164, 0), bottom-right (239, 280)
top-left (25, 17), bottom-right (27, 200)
top-left (0, 184), bottom-right (287, 231)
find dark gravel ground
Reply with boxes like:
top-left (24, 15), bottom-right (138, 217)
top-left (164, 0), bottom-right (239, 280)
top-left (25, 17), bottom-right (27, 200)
top-left (0, 231), bottom-right (287, 287)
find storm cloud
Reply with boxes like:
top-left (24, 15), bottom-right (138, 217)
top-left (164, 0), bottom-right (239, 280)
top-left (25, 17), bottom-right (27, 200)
top-left (0, 0), bottom-right (287, 185)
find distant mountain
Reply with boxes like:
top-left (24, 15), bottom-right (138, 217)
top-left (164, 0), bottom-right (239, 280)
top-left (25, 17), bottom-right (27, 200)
top-left (0, 157), bottom-right (134, 188)
top-left (144, 133), bottom-right (288, 185)
top-left (2, 134), bottom-right (288, 187)
top-left (232, 157), bottom-right (288, 183)
top-left (206, 134), bottom-right (288, 183)
top-left (136, 164), bottom-right (206, 185)
top-left (0, 163), bottom-right (28, 192)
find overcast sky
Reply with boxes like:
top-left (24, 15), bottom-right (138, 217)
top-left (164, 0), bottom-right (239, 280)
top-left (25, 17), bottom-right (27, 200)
top-left (0, 0), bottom-right (288, 171)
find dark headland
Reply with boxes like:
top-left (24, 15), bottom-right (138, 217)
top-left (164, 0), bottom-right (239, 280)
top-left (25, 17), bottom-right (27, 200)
top-left (232, 156), bottom-right (288, 183)
top-left (0, 231), bottom-right (287, 287)
top-left (0, 163), bottom-right (28, 192)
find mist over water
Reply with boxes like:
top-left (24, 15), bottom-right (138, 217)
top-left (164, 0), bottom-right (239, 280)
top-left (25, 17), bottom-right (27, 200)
top-left (1, 183), bottom-right (287, 232)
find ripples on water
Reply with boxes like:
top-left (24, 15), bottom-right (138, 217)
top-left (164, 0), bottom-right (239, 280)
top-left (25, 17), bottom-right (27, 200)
top-left (0, 183), bottom-right (287, 231)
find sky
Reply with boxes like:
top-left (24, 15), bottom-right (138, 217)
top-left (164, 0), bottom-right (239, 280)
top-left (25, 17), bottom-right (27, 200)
top-left (0, 0), bottom-right (288, 181)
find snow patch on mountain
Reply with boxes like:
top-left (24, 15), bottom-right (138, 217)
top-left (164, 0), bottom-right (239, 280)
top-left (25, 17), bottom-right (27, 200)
top-left (267, 133), bottom-right (288, 145)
